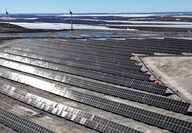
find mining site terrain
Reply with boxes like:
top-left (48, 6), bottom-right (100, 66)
top-left (0, 13), bottom-right (192, 133)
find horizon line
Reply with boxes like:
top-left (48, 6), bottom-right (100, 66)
top-left (0, 11), bottom-right (192, 15)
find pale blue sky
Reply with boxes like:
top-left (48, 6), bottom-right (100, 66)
top-left (0, 0), bottom-right (192, 13)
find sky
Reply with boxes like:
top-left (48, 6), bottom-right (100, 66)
top-left (0, 0), bottom-right (192, 14)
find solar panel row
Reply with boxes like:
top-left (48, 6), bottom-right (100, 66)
top-left (116, 39), bottom-right (192, 48)
top-left (64, 38), bottom-right (192, 49)
top-left (8, 46), bottom-right (139, 71)
top-left (0, 84), bottom-right (142, 133)
top-left (0, 57), bottom-right (166, 94)
top-left (31, 39), bottom-right (191, 57)
top-left (64, 38), bottom-right (192, 54)
top-left (0, 108), bottom-right (55, 133)
top-left (16, 41), bottom-right (190, 67)
top-left (16, 42), bottom-right (136, 59)
top-left (30, 39), bottom-right (181, 57)
top-left (10, 45), bottom-right (136, 66)
top-left (0, 52), bottom-right (148, 81)
top-left (14, 43), bottom-right (134, 62)
top-left (0, 67), bottom-right (189, 114)
top-left (3, 50), bottom-right (147, 79)
top-left (13, 39), bottom-right (192, 81)
top-left (1, 82), bottom-right (191, 133)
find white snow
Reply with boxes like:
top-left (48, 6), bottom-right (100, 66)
top-left (108, 24), bottom-right (192, 28)
top-left (23, 18), bottom-right (38, 20)
top-left (10, 22), bottom-right (113, 30)
top-left (105, 20), bottom-right (192, 25)
top-left (71, 18), bottom-right (192, 25)
top-left (126, 28), bottom-right (138, 31)
top-left (74, 19), bottom-right (102, 21)
top-left (173, 15), bottom-right (192, 18)
top-left (0, 17), bottom-right (16, 20)
top-left (56, 14), bottom-right (157, 17)
top-left (128, 18), bottom-right (156, 20)
top-left (0, 17), bottom-right (37, 20)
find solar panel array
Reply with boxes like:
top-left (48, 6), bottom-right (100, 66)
top-left (0, 53), bottom-right (166, 95)
top-left (0, 38), bottom-right (192, 133)
top-left (0, 84), bottom-right (142, 133)
top-left (0, 59), bottom-right (189, 113)
top-left (0, 107), bottom-right (55, 133)
top-left (0, 74), bottom-right (192, 133)
top-left (3, 48), bottom-right (144, 77)
top-left (0, 52), bottom-right (147, 81)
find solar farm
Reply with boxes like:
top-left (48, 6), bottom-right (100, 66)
top-left (0, 27), bottom-right (192, 133)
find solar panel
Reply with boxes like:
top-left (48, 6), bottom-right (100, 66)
top-left (163, 116), bottom-right (192, 133)
top-left (131, 80), bottom-right (166, 94)
top-left (144, 95), bottom-right (190, 113)
top-left (0, 108), bottom-right (55, 133)
top-left (0, 84), bottom-right (142, 133)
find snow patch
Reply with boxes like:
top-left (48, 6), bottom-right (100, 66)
top-left (72, 18), bottom-right (192, 25)
top-left (108, 24), bottom-right (192, 28)
top-left (173, 15), bottom-right (192, 18)
top-left (105, 20), bottom-right (192, 25)
top-left (0, 17), bottom-right (37, 20)
top-left (11, 22), bottom-right (114, 30)
top-left (56, 14), bottom-right (156, 17)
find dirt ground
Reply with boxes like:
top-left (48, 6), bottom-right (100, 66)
top-left (140, 56), bottom-right (192, 105)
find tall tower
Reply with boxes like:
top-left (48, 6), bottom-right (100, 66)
top-left (70, 10), bottom-right (73, 30)
top-left (5, 7), bottom-right (10, 30)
